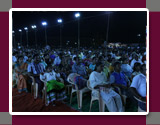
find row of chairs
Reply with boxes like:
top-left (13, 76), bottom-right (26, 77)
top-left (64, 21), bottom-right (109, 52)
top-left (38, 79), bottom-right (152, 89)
top-left (29, 73), bottom-right (105, 111)
top-left (29, 73), bottom-right (145, 112)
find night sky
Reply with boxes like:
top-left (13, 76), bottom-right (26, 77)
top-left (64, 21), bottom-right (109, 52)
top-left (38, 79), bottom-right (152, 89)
top-left (12, 11), bottom-right (147, 47)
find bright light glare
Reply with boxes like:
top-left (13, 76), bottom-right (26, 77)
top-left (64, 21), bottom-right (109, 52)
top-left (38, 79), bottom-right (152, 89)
top-left (31, 25), bottom-right (37, 29)
top-left (24, 27), bottom-right (28, 30)
top-left (42, 21), bottom-right (47, 26)
top-left (75, 13), bottom-right (80, 18)
top-left (137, 34), bottom-right (141, 37)
top-left (57, 19), bottom-right (63, 23)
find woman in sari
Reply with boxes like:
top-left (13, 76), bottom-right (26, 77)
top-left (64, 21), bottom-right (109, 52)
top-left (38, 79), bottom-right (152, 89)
top-left (14, 56), bottom-right (28, 93)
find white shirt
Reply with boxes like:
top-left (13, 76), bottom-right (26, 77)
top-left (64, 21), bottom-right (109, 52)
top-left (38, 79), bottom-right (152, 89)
top-left (130, 74), bottom-right (146, 97)
top-left (130, 59), bottom-right (143, 68)
top-left (27, 63), bottom-right (44, 74)
top-left (121, 64), bottom-right (133, 78)
top-left (68, 51), bottom-right (71, 55)
top-left (121, 64), bottom-right (133, 73)
top-left (54, 56), bottom-right (61, 65)
top-left (12, 56), bottom-right (17, 63)
top-left (23, 56), bottom-right (28, 63)
top-left (89, 71), bottom-right (108, 89)
top-left (40, 70), bottom-right (59, 82)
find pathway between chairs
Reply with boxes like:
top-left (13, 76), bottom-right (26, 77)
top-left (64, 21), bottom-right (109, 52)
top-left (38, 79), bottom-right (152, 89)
top-left (12, 88), bottom-right (78, 112)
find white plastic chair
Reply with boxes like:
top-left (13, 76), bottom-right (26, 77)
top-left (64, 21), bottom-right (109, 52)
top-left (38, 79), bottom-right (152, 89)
top-left (39, 78), bottom-right (49, 106)
top-left (30, 76), bottom-right (38, 99)
top-left (87, 80), bottom-right (105, 112)
top-left (67, 73), bottom-right (90, 110)
top-left (113, 86), bottom-right (127, 106)
top-left (134, 96), bottom-right (146, 112)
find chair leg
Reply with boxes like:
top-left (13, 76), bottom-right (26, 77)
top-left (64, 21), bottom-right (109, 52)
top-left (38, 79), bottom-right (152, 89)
top-left (68, 86), bottom-right (70, 95)
top-left (34, 83), bottom-right (38, 99)
top-left (31, 84), bottom-right (33, 95)
top-left (89, 98), bottom-right (93, 112)
top-left (77, 90), bottom-right (81, 109)
top-left (122, 95), bottom-right (127, 106)
top-left (42, 89), bottom-right (44, 101)
top-left (45, 87), bottom-right (48, 106)
top-left (101, 100), bottom-right (105, 112)
top-left (79, 91), bottom-right (83, 110)
top-left (138, 106), bottom-right (145, 112)
top-left (70, 90), bottom-right (73, 105)
top-left (99, 95), bottom-right (105, 112)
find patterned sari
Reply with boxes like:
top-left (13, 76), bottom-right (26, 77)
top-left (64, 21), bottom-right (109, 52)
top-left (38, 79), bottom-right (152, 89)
top-left (16, 63), bottom-right (28, 93)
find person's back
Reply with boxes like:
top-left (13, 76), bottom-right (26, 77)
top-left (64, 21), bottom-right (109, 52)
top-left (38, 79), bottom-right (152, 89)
top-left (130, 64), bottom-right (146, 111)
top-left (130, 73), bottom-right (146, 98)
top-left (121, 64), bottom-right (133, 78)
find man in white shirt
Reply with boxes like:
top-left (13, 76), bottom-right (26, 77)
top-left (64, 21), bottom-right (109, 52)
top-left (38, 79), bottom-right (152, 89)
top-left (130, 55), bottom-right (142, 68)
top-left (12, 56), bottom-right (17, 63)
top-left (53, 54), bottom-right (61, 66)
top-left (27, 54), bottom-right (45, 98)
top-left (12, 52), bottom-right (18, 63)
top-left (89, 62), bottom-right (123, 112)
top-left (130, 64), bottom-right (146, 111)
top-left (121, 58), bottom-right (133, 78)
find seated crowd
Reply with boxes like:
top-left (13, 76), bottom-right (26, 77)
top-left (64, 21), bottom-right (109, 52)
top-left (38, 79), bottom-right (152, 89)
top-left (12, 45), bottom-right (147, 112)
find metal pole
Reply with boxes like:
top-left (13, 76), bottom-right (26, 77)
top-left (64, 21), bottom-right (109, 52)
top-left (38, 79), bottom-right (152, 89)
top-left (20, 32), bottom-right (22, 46)
top-left (45, 26), bottom-right (47, 46)
top-left (35, 29), bottom-right (37, 48)
top-left (14, 34), bottom-right (16, 47)
top-left (26, 31), bottom-right (28, 47)
top-left (106, 13), bottom-right (110, 43)
top-left (60, 24), bottom-right (62, 48)
top-left (78, 19), bottom-right (80, 49)
top-left (12, 34), bottom-right (14, 47)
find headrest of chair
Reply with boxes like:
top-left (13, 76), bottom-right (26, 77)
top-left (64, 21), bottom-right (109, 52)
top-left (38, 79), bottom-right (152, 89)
top-left (67, 73), bottom-right (80, 84)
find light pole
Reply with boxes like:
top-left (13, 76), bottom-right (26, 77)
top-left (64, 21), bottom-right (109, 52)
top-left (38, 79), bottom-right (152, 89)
top-left (31, 25), bottom-right (37, 48)
top-left (18, 29), bottom-right (22, 46)
top-left (137, 34), bottom-right (141, 43)
top-left (12, 31), bottom-right (15, 47)
top-left (42, 21), bottom-right (47, 46)
top-left (24, 27), bottom-right (28, 47)
top-left (106, 13), bottom-right (110, 46)
top-left (57, 18), bottom-right (63, 48)
top-left (75, 12), bottom-right (80, 49)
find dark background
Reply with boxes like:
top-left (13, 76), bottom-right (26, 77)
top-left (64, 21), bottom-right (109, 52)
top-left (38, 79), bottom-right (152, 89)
top-left (12, 11), bottom-right (147, 47)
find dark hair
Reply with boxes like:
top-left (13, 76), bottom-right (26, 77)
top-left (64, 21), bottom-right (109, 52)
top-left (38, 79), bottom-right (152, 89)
top-left (74, 57), bottom-right (80, 61)
top-left (98, 56), bottom-right (103, 61)
top-left (113, 61), bottom-right (121, 67)
top-left (92, 57), bottom-right (96, 61)
top-left (122, 58), bottom-right (127, 62)
top-left (13, 52), bottom-right (18, 56)
top-left (33, 54), bottom-right (39, 59)
top-left (73, 57), bottom-right (77, 61)
top-left (17, 56), bottom-right (23, 60)
top-left (140, 64), bottom-right (146, 72)
top-left (133, 62), bottom-right (141, 71)
top-left (95, 62), bottom-right (103, 71)
top-left (25, 52), bottom-right (28, 55)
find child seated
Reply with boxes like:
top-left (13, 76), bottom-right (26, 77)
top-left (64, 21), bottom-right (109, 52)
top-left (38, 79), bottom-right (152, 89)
top-left (40, 66), bottom-right (66, 106)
